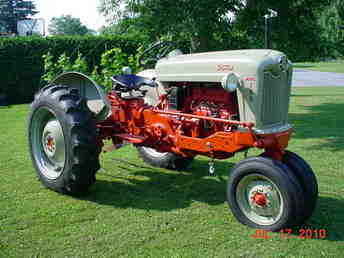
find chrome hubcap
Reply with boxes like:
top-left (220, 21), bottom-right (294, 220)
top-left (44, 135), bottom-right (56, 155)
top-left (236, 174), bottom-right (283, 226)
top-left (30, 108), bottom-right (66, 180)
top-left (41, 118), bottom-right (66, 168)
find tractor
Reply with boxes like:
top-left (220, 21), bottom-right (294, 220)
top-left (28, 42), bottom-right (318, 231)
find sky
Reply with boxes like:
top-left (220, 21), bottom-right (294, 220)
top-left (33, 0), bottom-right (107, 32)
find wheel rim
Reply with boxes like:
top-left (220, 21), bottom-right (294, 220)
top-left (236, 174), bottom-right (283, 226)
top-left (141, 146), bottom-right (168, 158)
top-left (30, 107), bottom-right (66, 179)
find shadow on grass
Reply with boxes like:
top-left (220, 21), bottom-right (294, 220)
top-left (83, 157), bottom-right (344, 241)
top-left (293, 196), bottom-right (344, 241)
top-left (82, 159), bottom-right (234, 212)
top-left (289, 101), bottom-right (344, 151)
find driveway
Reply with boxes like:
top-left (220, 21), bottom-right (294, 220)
top-left (292, 69), bottom-right (344, 87)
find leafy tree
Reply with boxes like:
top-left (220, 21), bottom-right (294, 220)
top-left (101, 16), bottom-right (148, 38)
top-left (317, 0), bottom-right (344, 58)
top-left (48, 15), bottom-right (93, 35)
top-left (99, 0), bottom-right (242, 52)
top-left (100, 0), bottom-right (344, 59)
top-left (234, 0), bottom-right (331, 60)
top-left (0, 0), bottom-right (37, 34)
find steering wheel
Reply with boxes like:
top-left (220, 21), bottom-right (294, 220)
top-left (138, 41), bottom-right (177, 68)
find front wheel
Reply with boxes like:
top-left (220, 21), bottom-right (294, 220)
top-left (283, 151), bottom-right (318, 224)
top-left (227, 157), bottom-right (305, 231)
top-left (136, 146), bottom-right (193, 170)
top-left (28, 85), bottom-right (101, 195)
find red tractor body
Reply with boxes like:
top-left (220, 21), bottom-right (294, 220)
top-left (98, 84), bottom-right (291, 161)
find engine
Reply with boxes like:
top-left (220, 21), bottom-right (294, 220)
top-left (167, 83), bottom-right (239, 137)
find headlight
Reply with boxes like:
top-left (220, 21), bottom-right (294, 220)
top-left (221, 72), bottom-right (240, 92)
top-left (278, 55), bottom-right (290, 72)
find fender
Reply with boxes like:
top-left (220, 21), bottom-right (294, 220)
top-left (50, 72), bottom-right (111, 121)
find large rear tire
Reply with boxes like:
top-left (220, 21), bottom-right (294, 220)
top-left (136, 146), bottom-right (193, 170)
top-left (227, 157), bottom-right (305, 231)
top-left (28, 85), bottom-right (101, 195)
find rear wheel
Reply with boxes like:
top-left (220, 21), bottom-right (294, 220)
top-left (136, 146), bottom-right (193, 170)
top-left (28, 85), bottom-right (101, 195)
top-left (283, 151), bottom-right (318, 224)
top-left (227, 157), bottom-right (305, 231)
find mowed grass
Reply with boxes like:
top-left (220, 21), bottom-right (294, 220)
top-left (1, 87), bottom-right (344, 257)
top-left (294, 61), bottom-right (344, 73)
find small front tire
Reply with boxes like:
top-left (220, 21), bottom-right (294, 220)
top-left (227, 157), bottom-right (305, 231)
top-left (283, 151), bottom-right (318, 224)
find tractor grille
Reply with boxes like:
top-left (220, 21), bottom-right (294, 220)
top-left (258, 70), bottom-right (292, 130)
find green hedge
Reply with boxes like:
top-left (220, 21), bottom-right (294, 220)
top-left (0, 35), bottom-right (141, 104)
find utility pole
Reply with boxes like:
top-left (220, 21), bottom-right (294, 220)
top-left (264, 9), bottom-right (278, 49)
top-left (264, 16), bottom-right (269, 49)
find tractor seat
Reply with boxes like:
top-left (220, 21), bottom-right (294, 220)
top-left (111, 74), bottom-right (157, 91)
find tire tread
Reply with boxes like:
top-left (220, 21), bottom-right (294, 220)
top-left (28, 85), bottom-right (101, 195)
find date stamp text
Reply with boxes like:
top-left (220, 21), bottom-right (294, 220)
top-left (250, 229), bottom-right (327, 239)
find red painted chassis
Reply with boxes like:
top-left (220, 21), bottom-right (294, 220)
top-left (97, 90), bottom-right (292, 161)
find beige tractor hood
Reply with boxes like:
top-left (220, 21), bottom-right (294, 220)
top-left (155, 49), bottom-right (285, 82)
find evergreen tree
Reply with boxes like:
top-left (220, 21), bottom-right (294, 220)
top-left (0, 0), bottom-right (38, 34)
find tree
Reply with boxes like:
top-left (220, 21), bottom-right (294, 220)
top-left (234, 0), bottom-right (331, 60)
top-left (317, 0), bottom-right (344, 57)
top-left (0, 0), bottom-right (37, 34)
top-left (48, 15), bottom-right (92, 36)
top-left (100, 0), bottom-right (344, 60)
top-left (99, 0), bottom-right (242, 52)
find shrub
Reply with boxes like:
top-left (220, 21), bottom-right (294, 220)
top-left (43, 47), bottom-right (141, 92)
top-left (42, 52), bottom-right (89, 82)
top-left (0, 35), bottom-right (142, 104)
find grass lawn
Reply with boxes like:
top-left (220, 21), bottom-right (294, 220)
top-left (294, 61), bottom-right (344, 73)
top-left (1, 87), bottom-right (344, 257)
